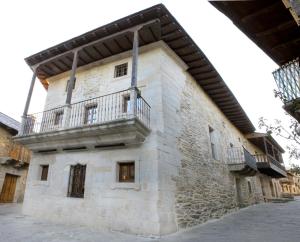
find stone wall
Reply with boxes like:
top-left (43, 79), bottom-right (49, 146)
top-left (154, 47), bottom-right (265, 230)
top-left (0, 127), bottom-right (28, 203)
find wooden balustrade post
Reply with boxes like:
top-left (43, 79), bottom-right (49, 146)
top-left (20, 71), bottom-right (37, 135)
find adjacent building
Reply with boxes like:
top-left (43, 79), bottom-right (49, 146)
top-left (280, 171), bottom-right (300, 196)
top-left (0, 112), bottom-right (31, 203)
top-left (15, 4), bottom-right (287, 235)
top-left (211, 0), bottom-right (300, 122)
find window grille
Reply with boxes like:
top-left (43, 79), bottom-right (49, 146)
top-left (114, 63), bottom-right (128, 78)
top-left (68, 164), bottom-right (86, 198)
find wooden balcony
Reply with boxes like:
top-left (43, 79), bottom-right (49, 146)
top-left (15, 88), bottom-right (151, 152)
top-left (226, 147), bottom-right (257, 176)
top-left (273, 58), bottom-right (300, 122)
top-left (0, 142), bottom-right (31, 168)
top-left (254, 154), bottom-right (287, 178)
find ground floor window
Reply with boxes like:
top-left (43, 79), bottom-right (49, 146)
top-left (68, 164), bottom-right (86, 198)
top-left (118, 162), bottom-right (135, 182)
top-left (40, 165), bottom-right (49, 181)
top-left (247, 181), bottom-right (252, 194)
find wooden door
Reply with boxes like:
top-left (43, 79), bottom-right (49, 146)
top-left (0, 174), bottom-right (18, 203)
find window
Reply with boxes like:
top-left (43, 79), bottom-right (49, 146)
top-left (68, 164), bottom-right (86, 198)
top-left (123, 95), bottom-right (131, 113)
top-left (114, 63), bottom-right (128, 78)
top-left (122, 94), bottom-right (141, 113)
top-left (247, 181), bottom-right (252, 194)
top-left (40, 165), bottom-right (49, 181)
top-left (84, 104), bottom-right (97, 124)
top-left (209, 126), bottom-right (218, 160)
top-left (65, 78), bottom-right (76, 91)
top-left (54, 111), bottom-right (64, 125)
top-left (118, 162), bottom-right (135, 183)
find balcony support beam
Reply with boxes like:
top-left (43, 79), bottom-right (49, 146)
top-left (61, 105), bottom-right (72, 129)
top-left (130, 29), bottom-right (140, 117)
top-left (65, 50), bottom-right (79, 105)
top-left (20, 72), bottom-right (37, 135)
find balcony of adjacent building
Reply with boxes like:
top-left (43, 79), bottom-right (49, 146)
top-left (273, 58), bottom-right (300, 122)
top-left (15, 88), bottom-right (151, 152)
top-left (226, 147), bottom-right (257, 176)
top-left (247, 133), bottom-right (287, 178)
top-left (0, 142), bottom-right (31, 168)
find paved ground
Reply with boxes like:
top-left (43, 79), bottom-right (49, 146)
top-left (1, 198), bottom-right (300, 242)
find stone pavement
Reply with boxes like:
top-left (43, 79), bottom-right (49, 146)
top-left (1, 198), bottom-right (300, 242)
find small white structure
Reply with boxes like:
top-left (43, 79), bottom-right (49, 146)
top-left (15, 4), bottom-right (287, 236)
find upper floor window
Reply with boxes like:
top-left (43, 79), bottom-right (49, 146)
top-left (68, 164), bottom-right (86, 198)
top-left (123, 95), bottom-right (131, 113)
top-left (209, 126), bottom-right (218, 160)
top-left (54, 111), bottom-right (64, 126)
top-left (84, 104), bottom-right (97, 124)
top-left (122, 94), bottom-right (141, 113)
top-left (65, 78), bottom-right (76, 91)
top-left (114, 63), bottom-right (128, 78)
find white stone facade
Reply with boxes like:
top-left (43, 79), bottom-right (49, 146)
top-left (23, 41), bottom-right (280, 235)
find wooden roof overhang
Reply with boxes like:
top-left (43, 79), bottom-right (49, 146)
top-left (211, 0), bottom-right (300, 66)
top-left (24, 4), bottom-right (255, 134)
top-left (246, 132), bottom-right (285, 154)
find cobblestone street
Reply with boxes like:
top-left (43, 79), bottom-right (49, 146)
top-left (1, 198), bottom-right (300, 242)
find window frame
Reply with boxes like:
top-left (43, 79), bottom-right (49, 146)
top-left (247, 181), bottom-right (252, 194)
top-left (54, 111), bottom-right (64, 126)
top-left (117, 162), bottom-right (135, 183)
top-left (67, 164), bottom-right (86, 199)
top-left (40, 165), bottom-right (49, 181)
top-left (114, 63), bottom-right (128, 78)
top-left (209, 126), bottom-right (218, 160)
top-left (111, 160), bottom-right (140, 190)
top-left (84, 104), bottom-right (98, 125)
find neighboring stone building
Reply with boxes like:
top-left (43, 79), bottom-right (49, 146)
top-left (15, 4), bottom-right (287, 235)
top-left (280, 172), bottom-right (300, 196)
top-left (0, 112), bottom-right (31, 203)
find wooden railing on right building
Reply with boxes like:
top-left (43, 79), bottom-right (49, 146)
top-left (254, 154), bottom-right (286, 172)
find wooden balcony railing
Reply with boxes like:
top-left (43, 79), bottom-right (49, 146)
top-left (21, 88), bottom-right (150, 136)
top-left (273, 58), bottom-right (300, 103)
top-left (254, 154), bottom-right (286, 171)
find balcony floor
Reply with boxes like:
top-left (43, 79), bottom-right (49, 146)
top-left (257, 162), bottom-right (287, 178)
top-left (228, 163), bottom-right (257, 176)
top-left (15, 117), bottom-right (150, 153)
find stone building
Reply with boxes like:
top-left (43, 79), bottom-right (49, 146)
top-left (15, 4), bottom-right (287, 235)
top-left (280, 172), bottom-right (300, 196)
top-left (0, 112), bottom-right (31, 203)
